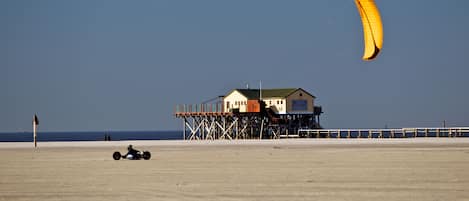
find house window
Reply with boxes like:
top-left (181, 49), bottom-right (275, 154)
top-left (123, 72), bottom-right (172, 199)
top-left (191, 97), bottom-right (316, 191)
top-left (292, 100), bottom-right (307, 111)
top-left (226, 102), bottom-right (230, 109)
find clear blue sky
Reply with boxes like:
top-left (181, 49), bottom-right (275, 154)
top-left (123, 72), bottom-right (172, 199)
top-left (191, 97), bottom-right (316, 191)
top-left (2, 0), bottom-right (468, 132)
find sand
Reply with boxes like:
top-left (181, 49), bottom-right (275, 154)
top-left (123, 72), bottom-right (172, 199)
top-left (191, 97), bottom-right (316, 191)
top-left (1, 138), bottom-right (469, 201)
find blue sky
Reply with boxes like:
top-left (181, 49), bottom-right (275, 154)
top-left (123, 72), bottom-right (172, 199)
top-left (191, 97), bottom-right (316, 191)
top-left (2, 0), bottom-right (468, 132)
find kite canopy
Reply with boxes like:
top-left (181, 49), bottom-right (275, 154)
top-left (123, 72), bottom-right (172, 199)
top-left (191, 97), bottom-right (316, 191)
top-left (355, 0), bottom-right (383, 61)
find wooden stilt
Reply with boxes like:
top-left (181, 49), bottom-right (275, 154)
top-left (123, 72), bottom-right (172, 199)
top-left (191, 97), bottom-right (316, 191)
top-left (259, 119), bottom-right (264, 139)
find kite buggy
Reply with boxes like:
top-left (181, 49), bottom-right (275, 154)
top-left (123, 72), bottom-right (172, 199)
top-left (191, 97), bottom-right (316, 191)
top-left (113, 145), bottom-right (151, 160)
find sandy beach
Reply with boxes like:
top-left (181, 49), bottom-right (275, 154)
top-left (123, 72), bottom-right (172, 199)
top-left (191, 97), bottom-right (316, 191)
top-left (1, 138), bottom-right (468, 201)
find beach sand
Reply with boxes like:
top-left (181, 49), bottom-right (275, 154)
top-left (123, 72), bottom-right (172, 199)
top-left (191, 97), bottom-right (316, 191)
top-left (1, 138), bottom-right (468, 201)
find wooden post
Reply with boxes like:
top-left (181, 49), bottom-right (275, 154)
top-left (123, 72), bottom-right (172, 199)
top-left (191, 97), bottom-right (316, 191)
top-left (193, 118), bottom-right (196, 140)
top-left (183, 118), bottom-right (186, 140)
top-left (259, 118), bottom-right (264, 139)
top-left (200, 118), bottom-right (204, 140)
top-left (235, 120), bottom-right (239, 140)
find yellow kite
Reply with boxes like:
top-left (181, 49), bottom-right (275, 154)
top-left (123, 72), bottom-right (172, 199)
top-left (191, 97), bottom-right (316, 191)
top-left (355, 0), bottom-right (383, 61)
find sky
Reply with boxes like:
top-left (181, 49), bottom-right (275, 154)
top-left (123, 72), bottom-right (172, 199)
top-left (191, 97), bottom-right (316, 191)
top-left (2, 0), bottom-right (469, 132)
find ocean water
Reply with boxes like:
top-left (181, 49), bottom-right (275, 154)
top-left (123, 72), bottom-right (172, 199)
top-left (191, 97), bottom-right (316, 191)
top-left (0, 131), bottom-right (182, 142)
top-left (2, 129), bottom-right (467, 142)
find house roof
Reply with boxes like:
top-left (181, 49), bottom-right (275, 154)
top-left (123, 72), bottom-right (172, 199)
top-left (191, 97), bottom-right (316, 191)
top-left (230, 88), bottom-right (315, 99)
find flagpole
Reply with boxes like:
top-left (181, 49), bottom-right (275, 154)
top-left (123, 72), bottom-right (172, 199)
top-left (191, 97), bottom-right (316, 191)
top-left (259, 81), bottom-right (263, 140)
top-left (33, 118), bottom-right (37, 148)
top-left (33, 115), bottom-right (38, 148)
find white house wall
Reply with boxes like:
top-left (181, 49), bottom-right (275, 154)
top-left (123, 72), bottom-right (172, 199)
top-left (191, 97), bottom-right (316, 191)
top-left (223, 88), bottom-right (315, 114)
top-left (223, 90), bottom-right (248, 112)
top-left (263, 97), bottom-right (287, 114)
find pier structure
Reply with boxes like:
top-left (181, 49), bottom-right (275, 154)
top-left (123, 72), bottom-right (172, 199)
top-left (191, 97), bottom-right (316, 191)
top-left (296, 127), bottom-right (469, 138)
top-left (175, 104), bottom-right (322, 140)
top-left (175, 88), bottom-right (322, 140)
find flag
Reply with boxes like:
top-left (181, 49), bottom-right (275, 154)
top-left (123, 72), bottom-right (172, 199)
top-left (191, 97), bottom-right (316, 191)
top-left (33, 114), bottom-right (39, 125)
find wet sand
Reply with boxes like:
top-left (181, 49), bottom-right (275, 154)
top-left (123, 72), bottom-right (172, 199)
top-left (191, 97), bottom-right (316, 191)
top-left (1, 138), bottom-right (469, 201)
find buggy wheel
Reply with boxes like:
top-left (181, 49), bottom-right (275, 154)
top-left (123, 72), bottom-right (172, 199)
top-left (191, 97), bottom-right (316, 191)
top-left (113, 151), bottom-right (121, 160)
top-left (142, 151), bottom-right (151, 160)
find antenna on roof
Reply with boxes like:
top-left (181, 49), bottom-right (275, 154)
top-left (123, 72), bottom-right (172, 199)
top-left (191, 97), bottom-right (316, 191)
top-left (259, 80), bottom-right (262, 100)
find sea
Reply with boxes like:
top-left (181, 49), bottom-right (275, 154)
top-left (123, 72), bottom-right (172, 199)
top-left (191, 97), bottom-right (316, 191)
top-left (0, 130), bottom-right (182, 142)
top-left (1, 129), bottom-right (467, 142)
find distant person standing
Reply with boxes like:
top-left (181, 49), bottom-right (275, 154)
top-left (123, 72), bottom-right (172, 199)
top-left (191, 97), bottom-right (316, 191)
top-left (104, 134), bottom-right (112, 141)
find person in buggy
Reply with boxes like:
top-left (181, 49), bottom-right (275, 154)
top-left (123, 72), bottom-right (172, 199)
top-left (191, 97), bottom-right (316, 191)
top-left (113, 144), bottom-right (151, 160)
top-left (123, 144), bottom-right (140, 160)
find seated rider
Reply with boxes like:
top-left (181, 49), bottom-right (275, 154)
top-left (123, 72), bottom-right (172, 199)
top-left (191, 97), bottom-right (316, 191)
top-left (124, 144), bottom-right (140, 159)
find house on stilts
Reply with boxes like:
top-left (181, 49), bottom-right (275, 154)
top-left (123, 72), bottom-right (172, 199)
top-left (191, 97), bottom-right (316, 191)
top-left (175, 88), bottom-right (323, 140)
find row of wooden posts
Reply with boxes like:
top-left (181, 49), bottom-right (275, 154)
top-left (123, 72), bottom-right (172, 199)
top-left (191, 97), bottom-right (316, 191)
top-left (292, 127), bottom-right (469, 138)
